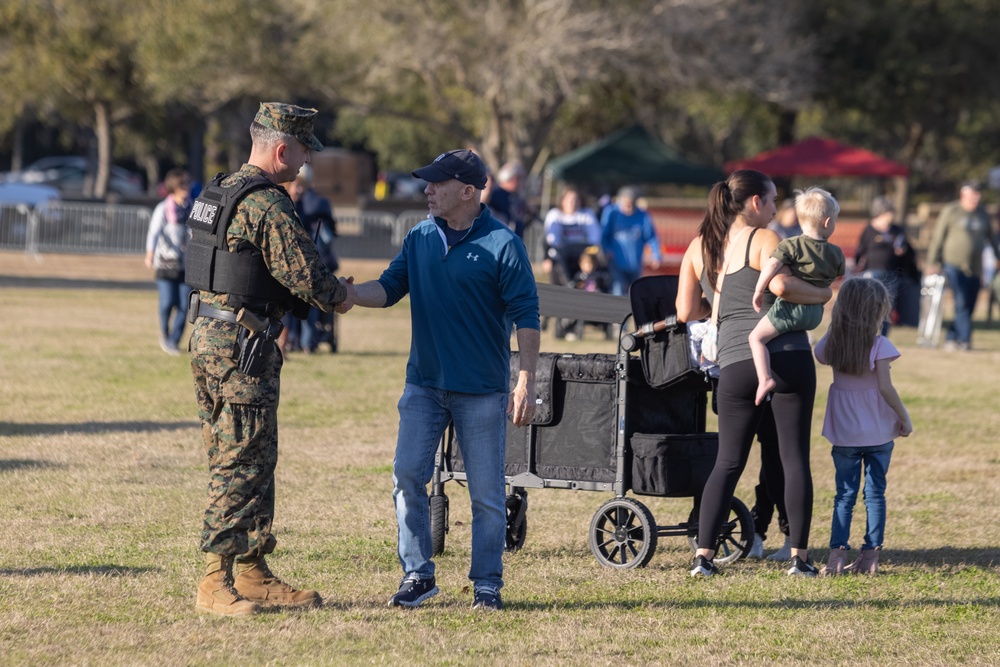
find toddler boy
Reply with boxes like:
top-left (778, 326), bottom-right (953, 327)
top-left (750, 187), bottom-right (845, 404)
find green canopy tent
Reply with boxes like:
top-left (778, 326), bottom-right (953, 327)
top-left (540, 126), bottom-right (723, 213)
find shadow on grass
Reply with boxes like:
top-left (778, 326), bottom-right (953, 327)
top-left (881, 547), bottom-right (999, 567)
top-left (0, 459), bottom-right (65, 471)
top-left (515, 546), bottom-right (1000, 570)
top-left (0, 420), bottom-right (197, 437)
top-left (505, 596), bottom-right (1000, 612)
top-left (332, 350), bottom-right (409, 357)
top-left (0, 565), bottom-right (156, 577)
top-left (0, 275), bottom-right (154, 291)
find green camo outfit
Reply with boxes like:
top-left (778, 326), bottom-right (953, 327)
top-left (190, 107), bottom-right (346, 560)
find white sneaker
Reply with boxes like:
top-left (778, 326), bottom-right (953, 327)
top-left (748, 533), bottom-right (765, 558)
top-left (767, 535), bottom-right (792, 561)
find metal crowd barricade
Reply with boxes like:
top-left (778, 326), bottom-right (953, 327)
top-left (1, 202), bottom-right (565, 264)
top-left (0, 201), bottom-right (151, 255)
top-left (333, 209), bottom-right (438, 260)
top-left (0, 203), bottom-right (34, 251)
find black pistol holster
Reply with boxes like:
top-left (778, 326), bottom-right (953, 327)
top-left (235, 308), bottom-right (284, 377)
top-left (187, 291), bottom-right (200, 325)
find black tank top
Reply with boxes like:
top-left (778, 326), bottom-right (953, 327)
top-left (717, 229), bottom-right (809, 368)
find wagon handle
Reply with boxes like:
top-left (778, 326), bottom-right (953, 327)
top-left (620, 315), bottom-right (678, 352)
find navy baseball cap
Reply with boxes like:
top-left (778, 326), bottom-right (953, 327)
top-left (412, 149), bottom-right (488, 190)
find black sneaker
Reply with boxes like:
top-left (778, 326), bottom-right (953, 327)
top-left (472, 588), bottom-right (503, 610)
top-left (787, 555), bottom-right (819, 577)
top-left (387, 577), bottom-right (439, 607)
top-left (690, 555), bottom-right (721, 577)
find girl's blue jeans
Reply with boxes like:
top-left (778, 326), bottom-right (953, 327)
top-left (829, 441), bottom-right (894, 550)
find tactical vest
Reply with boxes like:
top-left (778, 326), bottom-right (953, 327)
top-left (185, 172), bottom-right (309, 318)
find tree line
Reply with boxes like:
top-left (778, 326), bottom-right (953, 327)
top-left (2, 0), bottom-right (998, 200)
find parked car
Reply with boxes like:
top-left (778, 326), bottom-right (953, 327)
top-left (0, 156), bottom-right (145, 198)
top-left (384, 171), bottom-right (428, 200)
top-left (0, 182), bottom-right (60, 207)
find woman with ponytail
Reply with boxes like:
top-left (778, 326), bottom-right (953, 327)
top-left (676, 170), bottom-right (832, 576)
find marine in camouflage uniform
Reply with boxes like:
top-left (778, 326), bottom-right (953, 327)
top-left (191, 102), bottom-right (347, 616)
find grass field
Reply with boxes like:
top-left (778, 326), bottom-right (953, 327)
top-left (1, 251), bottom-right (1000, 666)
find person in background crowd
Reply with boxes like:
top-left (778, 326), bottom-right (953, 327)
top-left (854, 195), bottom-right (916, 336)
top-left (926, 180), bottom-right (1000, 351)
top-left (337, 148), bottom-right (539, 612)
top-left (145, 167), bottom-right (193, 355)
top-left (281, 164), bottom-right (339, 355)
top-left (567, 245), bottom-right (614, 340)
top-left (768, 199), bottom-right (802, 240)
top-left (486, 161), bottom-right (530, 239)
top-left (544, 188), bottom-right (601, 338)
top-left (600, 186), bottom-right (662, 296)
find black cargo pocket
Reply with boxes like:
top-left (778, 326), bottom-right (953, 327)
top-left (630, 433), bottom-right (718, 497)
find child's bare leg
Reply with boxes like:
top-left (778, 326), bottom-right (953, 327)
top-left (749, 317), bottom-right (780, 405)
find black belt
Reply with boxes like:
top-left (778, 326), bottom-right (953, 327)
top-left (198, 302), bottom-right (238, 324)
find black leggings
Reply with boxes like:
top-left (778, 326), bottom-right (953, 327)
top-left (697, 351), bottom-right (816, 552)
top-left (752, 405), bottom-right (789, 539)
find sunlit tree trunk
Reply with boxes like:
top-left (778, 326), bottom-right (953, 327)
top-left (93, 100), bottom-right (112, 199)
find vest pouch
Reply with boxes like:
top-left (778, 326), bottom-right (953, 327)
top-left (184, 237), bottom-right (216, 292)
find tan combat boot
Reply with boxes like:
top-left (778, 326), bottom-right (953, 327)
top-left (233, 557), bottom-right (322, 608)
top-left (195, 553), bottom-right (262, 616)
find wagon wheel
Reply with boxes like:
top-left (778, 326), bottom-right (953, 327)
top-left (504, 489), bottom-right (528, 552)
top-left (589, 497), bottom-right (657, 569)
top-left (686, 497), bottom-right (753, 566)
top-left (429, 493), bottom-right (449, 556)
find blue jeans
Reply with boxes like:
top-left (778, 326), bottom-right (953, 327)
top-left (393, 383), bottom-right (508, 592)
top-left (830, 442), bottom-right (894, 550)
top-left (942, 264), bottom-right (981, 344)
top-left (156, 278), bottom-right (190, 347)
top-left (609, 266), bottom-right (641, 297)
top-left (299, 307), bottom-right (323, 352)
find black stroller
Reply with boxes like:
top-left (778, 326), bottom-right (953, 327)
top-left (430, 275), bottom-right (752, 568)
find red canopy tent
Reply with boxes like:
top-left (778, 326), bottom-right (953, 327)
top-left (724, 136), bottom-right (909, 177)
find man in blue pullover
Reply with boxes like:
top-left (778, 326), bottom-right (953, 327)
top-left (338, 149), bottom-right (540, 611)
top-left (600, 186), bottom-right (663, 296)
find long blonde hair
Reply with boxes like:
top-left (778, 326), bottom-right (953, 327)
top-left (824, 278), bottom-right (891, 375)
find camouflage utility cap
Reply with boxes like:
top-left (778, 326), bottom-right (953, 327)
top-left (254, 102), bottom-right (324, 152)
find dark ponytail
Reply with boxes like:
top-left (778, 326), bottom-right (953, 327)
top-left (699, 169), bottom-right (773, 289)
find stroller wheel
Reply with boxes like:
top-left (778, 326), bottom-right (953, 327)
top-left (429, 493), bottom-right (449, 556)
top-left (686, 497), bottom-right (753, 566)
top-left (504, 490), bottom-right (528, 552)
top-left (589, 497), bottom-right (657, 569)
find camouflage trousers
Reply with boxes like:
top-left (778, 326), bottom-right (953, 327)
top-left (189, 317), bottom-right (282, 558)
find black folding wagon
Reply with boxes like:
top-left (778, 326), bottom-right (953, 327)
top-left (429, 275), bottom-right (753, 569)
